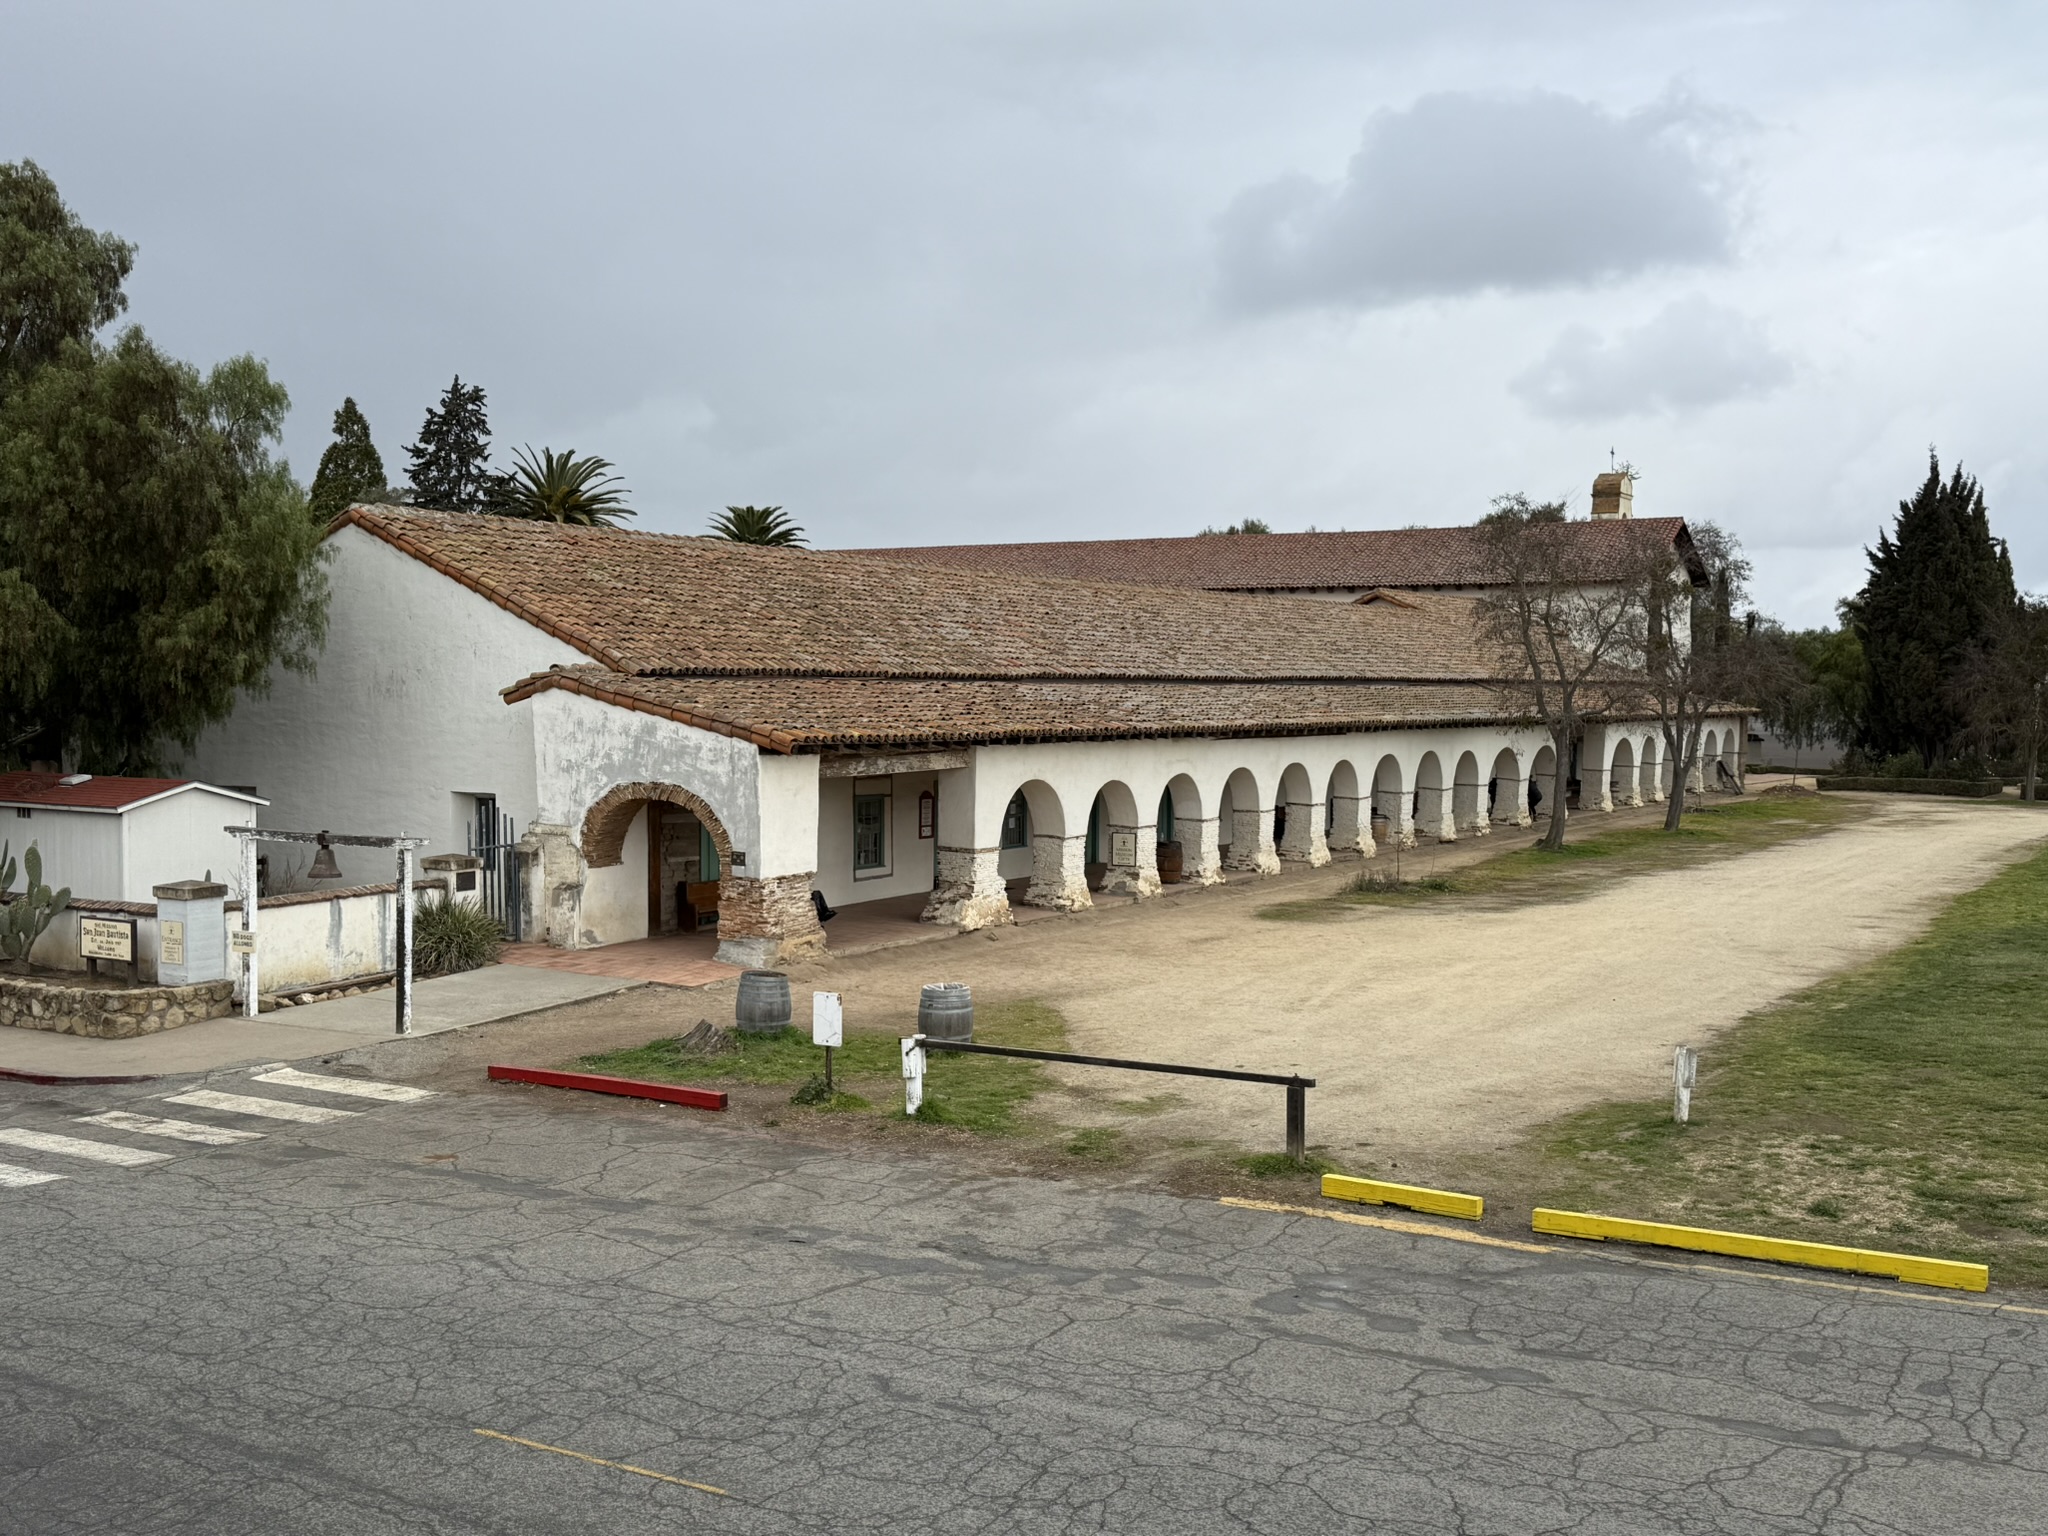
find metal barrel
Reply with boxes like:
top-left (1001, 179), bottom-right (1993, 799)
top-left (735, 969), bottom-right (793, 1034)
top-left (917, 981), bottom-right (974, 1043)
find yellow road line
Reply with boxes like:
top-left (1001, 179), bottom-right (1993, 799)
top-left (1532, 1208), bottom-right (1989, 1292)
top-left (1220, 1196), bottom-right (1553, 1253)
top-left (473, 1429), bottom-right (728, 1496)
top-left (1322, 1173), bottom-right (1484, 1221)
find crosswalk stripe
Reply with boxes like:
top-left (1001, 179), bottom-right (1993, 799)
top-left (0, 1162), bottom-right (66, 1188)
top-left (75, 1111), bottom-right (265, 1146)
top-left (251, 1067), bottom-right (436, 1103)
top-left (162, 1089), bottom-right (358, 1124)
top-left (0, 1128), bottom-right (171, 1167)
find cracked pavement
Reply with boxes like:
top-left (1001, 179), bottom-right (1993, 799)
top-left (2, 1068), bottom-right (2043, 1534)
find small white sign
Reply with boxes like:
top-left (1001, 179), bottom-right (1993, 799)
top-left (812, 991), bottom-right (843, 1049)
top-left (1110, 830), bottom-right (1137, 866)
top-left (159, 920), bottom-right (186, 966)
top-left (229, 928), bottom-right (257, 956)
top-left (901, 1035), bottom-right (925, 1116)
top-left (79, 917), bottom-right (135, 963)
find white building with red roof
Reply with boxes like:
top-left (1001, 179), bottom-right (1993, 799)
top-left (0, 774), bottom-right (265, 903)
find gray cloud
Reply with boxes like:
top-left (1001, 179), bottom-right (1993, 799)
top-left (1217, 90), bottom-right (1733, 311)
top-left (1510, 295), bottom-right (1793, 419)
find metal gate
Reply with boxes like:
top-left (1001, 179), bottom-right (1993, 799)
top-left (467, 799), bottom-right (524, 941)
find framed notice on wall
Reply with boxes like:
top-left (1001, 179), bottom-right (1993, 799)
top-left (159, 920), bottom-right (186, 967)
top-left (1110, 830), bottom-right (1137, 867)
top-left (79, 916), bottom-right (135, 963)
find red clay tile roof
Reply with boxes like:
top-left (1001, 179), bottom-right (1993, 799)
top-left (331, 507), bottom-right (1727, 753)
top-left (501, 668), bottom-right (1553, 750)
top-left (335, 505), bottom-right (1516, 681)
top-left (849, 519), bottom-right (1702, 592)
top-left (0, 773), bottom-right (208, 812)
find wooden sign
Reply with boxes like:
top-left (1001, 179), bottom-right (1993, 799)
top-left (1110, 830), bottom-right (1137, 867)
top-left (812, 991), bottom-right (843, 1048)
top-left (79, 917), bottom-right (135, 963)
top-left (229, 928), bottom-right (258, 956)
top-left (159, 920), bottom-right (186, 966)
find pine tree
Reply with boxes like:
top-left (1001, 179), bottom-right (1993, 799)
top-left (307, 398), bottom-right (387, 522)
top-left (1848, 452), bottom-right (2015, 767)
top-left (405, 375), bottom-right (492, 511)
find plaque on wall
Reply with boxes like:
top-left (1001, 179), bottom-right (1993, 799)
top-left (1110, 831), bottom-right (1137, 867)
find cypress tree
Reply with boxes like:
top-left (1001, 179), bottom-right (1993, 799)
top-left (307, 397), bottom-right (387, 522)
top-left (406, 375), bottom-right (492, 511)
top-left (1848, 452), bottom-right (2015, 767)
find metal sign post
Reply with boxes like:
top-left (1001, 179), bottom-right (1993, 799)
top-left (225, 828), bottom-right (428, 1033)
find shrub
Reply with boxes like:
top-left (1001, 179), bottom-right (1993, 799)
top-left (413, 895), bottom-right (503, 976)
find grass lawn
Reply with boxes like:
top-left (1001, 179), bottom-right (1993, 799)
top-left (576, 998), bottom-right (1070, 1136)
top-left (1258, 791), bottom-right (1865, 921)
top-left (1498, 837), bottom-right (2048, 1290)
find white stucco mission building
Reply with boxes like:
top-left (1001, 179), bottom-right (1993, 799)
top-left (181, 501), bottom-right (1747, 968)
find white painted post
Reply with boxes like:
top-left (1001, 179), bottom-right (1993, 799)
top-left (1673, 1045), bottom-right (1698, 1124)
top-left (901, 1034), bottom-right (926, 1116)
top-left (240, 835), bottom-right (260, 1018)
top-left (395, 844), bottom-right (415, 1036)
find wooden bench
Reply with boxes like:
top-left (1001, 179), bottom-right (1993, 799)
top-left (681, 880), bottom-right (720, 931)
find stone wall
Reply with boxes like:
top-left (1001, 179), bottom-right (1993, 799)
top-left (0, 973), bottom-right (236, 1039)
top-left (715, 872), bottom-right (826, 969)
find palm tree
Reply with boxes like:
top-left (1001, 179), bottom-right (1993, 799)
top-left (491, 447), bottom-right (635, 527)
top-left (709, 505), bottom-right (806, 546)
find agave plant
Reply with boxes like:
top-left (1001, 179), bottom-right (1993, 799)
top-left (0, 841), bottom-right (70, 973)
top-left (490, 447), bottom-right (635, 527)
top-left (709, 505), bottom-right (806, 546)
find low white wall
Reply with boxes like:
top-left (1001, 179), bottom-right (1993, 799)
top-left (16, 878), bottom-right (460, 992)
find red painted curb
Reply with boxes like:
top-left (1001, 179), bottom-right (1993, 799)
top-left (0, 1066), bottom-right (162, 1086)
top-left (486, 1064), bottom-right (727, 1111)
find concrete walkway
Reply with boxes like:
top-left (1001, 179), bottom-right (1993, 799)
top-left (0, 965), bottom-right (640, 1082)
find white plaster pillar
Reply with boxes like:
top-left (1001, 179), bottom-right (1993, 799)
top-left (1613, 758), bottom-right (1642, 808)
top-left (1491, 770), bottom-right (1530, 827)
top-left (1277, 798), bottom-right (1330, 866)
top-left (1453, 775), bottom-right (1490, 837)
top-left (1686, 752), bottom-right (1705, 793)
top-left (1415, 786), bottom-right (1456, 842)
top-left (1225, 807), bottom-right (1280, 874)
top-left (1643, 754), bottom-right (1665, 804)
top-left (1177, 815), bottom-right (1224, 885)
top-left (922, 764), bottom-right (1013, 929)
top-left (1101, 821), bottom-right (1162, 897)
top-left (1326, 794), bottom-right (1373, 858)
top-left (1024, 833), bottom-right (1091, 911)
top-left (924, 846), bottom-right (1011, 928)
top-left (1373, 786), bottom-right (1416, 848)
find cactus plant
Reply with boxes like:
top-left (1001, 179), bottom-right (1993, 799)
top-left (0, 841), bottom-right (71, 973)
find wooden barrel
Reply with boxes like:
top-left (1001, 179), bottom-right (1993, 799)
top-left (917, 981), bottom-right (973, 1042)
top-left (1156, 841), bottom-right (1184, 884)
top-left (735, 969), bottom-right (792, 1034)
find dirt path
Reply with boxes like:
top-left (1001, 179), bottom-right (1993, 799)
top-left (786, 799), bottom-right (2048, 1174)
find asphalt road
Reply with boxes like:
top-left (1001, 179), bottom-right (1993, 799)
top-left (2, 1063), bottom-right (2043, 1535)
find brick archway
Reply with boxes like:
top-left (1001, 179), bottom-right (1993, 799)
top-left (581, 781), bottom-right (734, 870)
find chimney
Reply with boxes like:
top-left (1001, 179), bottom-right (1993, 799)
top-left (1590, 470), bottom-right (1634, 520)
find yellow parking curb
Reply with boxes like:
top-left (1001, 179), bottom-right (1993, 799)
top-left (1322, 1172), bottom-right (1484, 1221)
top-left (1530, 1207), bottom-right (1989, 1293)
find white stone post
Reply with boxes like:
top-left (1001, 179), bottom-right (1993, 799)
top-left (1453, 774), bottom-right (1490, 838)
top-left (1326, 794), bottom-right (1373, 858)
top-left (1178, 815), bottom-right (1224, 885)
top-left (1415, 785), bottom-right (1456, 842)
top-left (1101, 821), bottom-right (1162, 897)
top-left (1277, 799), bottom-right (1330, 866)
top-left (1492, 768), bottom-right (1530, 827)
top-left (923, 765), bottom-right (1013, 929)
top-left (1225, 807), bottom-right (1280, 874)
top-left (1373, 785), bottom-right (1416, 848)
top-left (1025, 833), bottom-right (1092, 910)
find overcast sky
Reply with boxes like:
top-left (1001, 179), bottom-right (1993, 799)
top-left (6, 2), bottom-right (2043, 623)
